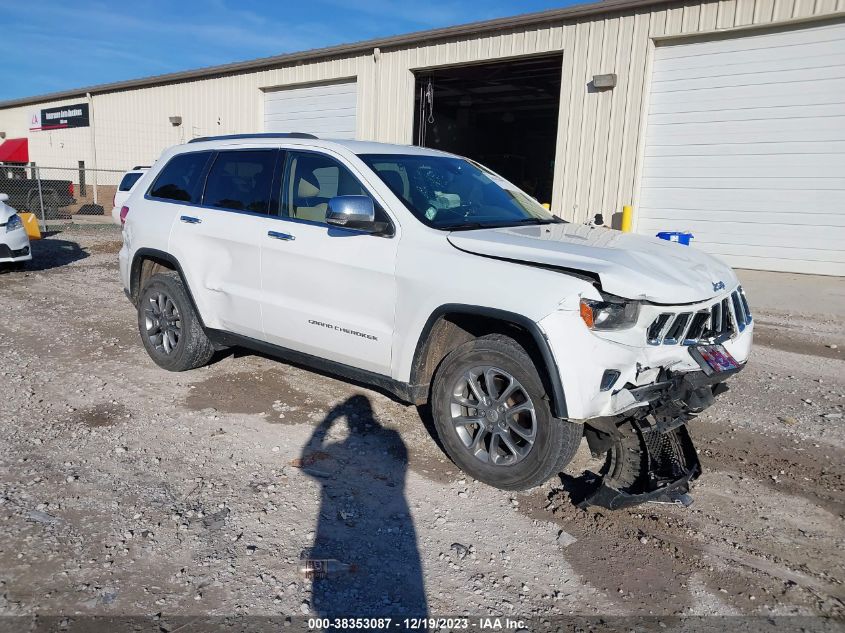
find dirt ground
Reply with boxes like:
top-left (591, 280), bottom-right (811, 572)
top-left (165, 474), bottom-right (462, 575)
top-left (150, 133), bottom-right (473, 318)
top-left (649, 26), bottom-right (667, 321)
top-left (0, 226), bottom-right (842, 627)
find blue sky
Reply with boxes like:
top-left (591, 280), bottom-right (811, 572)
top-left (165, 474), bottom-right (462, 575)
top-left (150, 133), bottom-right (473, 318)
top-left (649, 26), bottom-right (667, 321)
top-left (0, 0), bottom-right (578, 101)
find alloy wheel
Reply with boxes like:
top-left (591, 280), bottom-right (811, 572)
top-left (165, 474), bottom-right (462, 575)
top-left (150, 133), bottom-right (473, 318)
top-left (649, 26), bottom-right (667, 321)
top-left (144, 292), bottom-right (182, 355)
top-left (449, 365), bottom-right (537, 466)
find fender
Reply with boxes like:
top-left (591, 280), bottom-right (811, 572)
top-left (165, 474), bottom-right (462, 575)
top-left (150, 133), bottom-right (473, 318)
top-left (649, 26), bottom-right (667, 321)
top-left (129, 248), bottom-right (208, 329)
top-left (411, 304), bottom-right (568, 419)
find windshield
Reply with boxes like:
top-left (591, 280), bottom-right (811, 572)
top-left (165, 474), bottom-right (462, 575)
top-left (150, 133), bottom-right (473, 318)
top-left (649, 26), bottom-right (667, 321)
top-left (359, 154), bottom-right (561, 230)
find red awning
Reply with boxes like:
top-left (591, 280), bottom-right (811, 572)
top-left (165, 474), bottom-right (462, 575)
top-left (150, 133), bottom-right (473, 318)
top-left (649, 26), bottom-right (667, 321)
top-left (0, 138), bottom-right (29, 163)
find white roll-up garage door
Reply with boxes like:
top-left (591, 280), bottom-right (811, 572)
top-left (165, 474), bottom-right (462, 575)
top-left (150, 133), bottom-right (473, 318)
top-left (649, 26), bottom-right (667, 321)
top-left (637, 21), bottom-right (845, 275)
top-left (263, 80), bottom-right (357, 139)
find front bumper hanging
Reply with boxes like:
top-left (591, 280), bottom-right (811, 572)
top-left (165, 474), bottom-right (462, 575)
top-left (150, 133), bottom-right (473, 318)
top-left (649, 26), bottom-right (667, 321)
top-left (580, 419), bottom-right (701, 510)
top-left (578, 366), bottom-right (742, 510)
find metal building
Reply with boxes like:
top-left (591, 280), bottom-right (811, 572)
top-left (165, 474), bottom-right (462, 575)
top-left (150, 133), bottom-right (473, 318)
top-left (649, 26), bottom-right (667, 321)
top-left (0, 0), bottom-right (843, 274)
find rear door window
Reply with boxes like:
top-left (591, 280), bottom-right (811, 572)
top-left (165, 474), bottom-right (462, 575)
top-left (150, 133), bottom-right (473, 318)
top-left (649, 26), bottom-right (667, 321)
top-left (148, 152), bottom-right (212, 203)
top-left (202, 150), bottom-right (279, 214)
top-left (118, 172), bottom-right (143, 192)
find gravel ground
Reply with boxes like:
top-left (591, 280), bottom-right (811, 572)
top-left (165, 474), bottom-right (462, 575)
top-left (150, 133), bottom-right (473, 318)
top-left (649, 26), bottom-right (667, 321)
top-left (0, 227), bottom-right (842, 624)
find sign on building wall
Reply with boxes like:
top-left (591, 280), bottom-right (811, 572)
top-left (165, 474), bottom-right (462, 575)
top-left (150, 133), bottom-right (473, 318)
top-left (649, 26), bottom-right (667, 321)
top-left (29, 103), bottom-right (89, 131)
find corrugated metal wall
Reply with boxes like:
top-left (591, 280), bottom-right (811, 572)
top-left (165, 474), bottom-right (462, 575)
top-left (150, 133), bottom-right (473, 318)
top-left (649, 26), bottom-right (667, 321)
top-left (0, 0), bottom-right (842, 222)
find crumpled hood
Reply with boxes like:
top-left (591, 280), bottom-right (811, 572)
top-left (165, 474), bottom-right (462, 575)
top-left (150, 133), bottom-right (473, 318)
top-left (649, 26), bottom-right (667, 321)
top-left (448, 223), bottom-right (737, 304)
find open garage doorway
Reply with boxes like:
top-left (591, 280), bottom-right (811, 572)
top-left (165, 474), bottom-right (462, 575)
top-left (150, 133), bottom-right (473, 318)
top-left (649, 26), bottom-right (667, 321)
top-left (413, 54), bottom-right (563, 207)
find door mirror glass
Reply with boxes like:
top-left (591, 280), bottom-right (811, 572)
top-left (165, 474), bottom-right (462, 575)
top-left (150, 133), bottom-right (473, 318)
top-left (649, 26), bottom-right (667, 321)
top-left (326, 195), bottom-right (376, 230)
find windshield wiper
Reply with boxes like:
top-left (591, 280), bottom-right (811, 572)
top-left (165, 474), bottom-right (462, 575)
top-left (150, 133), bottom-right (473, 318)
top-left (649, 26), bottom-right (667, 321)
top-left (438, 216), bottom-right (565, 231)
top-left (443, 219), bottom-right (560, 231)
top-left (439, 222), bottom-right (490, 231)
top-left (511, 217), bottom-right (564, 225)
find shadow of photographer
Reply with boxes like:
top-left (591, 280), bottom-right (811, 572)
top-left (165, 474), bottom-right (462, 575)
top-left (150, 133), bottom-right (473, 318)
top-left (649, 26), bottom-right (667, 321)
top-left (299, 394), bottom-right (428, 617)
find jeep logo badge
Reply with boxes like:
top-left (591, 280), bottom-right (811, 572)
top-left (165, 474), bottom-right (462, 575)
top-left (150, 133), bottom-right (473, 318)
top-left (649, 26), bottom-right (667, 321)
top-left (712, 280), bottom-right (725, 292)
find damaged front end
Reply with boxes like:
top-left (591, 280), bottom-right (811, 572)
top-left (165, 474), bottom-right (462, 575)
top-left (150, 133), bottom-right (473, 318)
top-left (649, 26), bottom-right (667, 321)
top-left (579, 366), bottom-right (742, 510)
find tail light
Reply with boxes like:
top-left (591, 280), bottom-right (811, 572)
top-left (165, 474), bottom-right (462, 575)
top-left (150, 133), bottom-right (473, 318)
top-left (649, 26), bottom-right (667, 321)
top-left (119, 205), bottom-right (130, 225)
top-left (68, 182), bottom-right (74, 196)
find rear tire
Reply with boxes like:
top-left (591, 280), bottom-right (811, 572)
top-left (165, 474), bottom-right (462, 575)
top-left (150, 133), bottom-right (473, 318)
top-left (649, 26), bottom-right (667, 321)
top-left (26, 192), bottom-right (39, 214)
top-left (43, 192), bottom-right (60, 220)
top-left (137, 271), bottom-right (214, 371)
top-left (431, 334), bottom-right (582, 491)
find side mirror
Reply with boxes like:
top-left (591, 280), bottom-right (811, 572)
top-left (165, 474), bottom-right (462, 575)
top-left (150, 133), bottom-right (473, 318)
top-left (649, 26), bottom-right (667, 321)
top-left (594, 213), bottom-right (604, 226)
top-left (326, 195), bottom-right (376, 230)
top-left (0, 193), bottom-right (7, 202)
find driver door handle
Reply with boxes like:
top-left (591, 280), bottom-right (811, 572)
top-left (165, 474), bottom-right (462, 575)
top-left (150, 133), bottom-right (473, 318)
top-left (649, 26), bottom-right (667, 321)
top-left (268, 230), bottom-right (295, 241)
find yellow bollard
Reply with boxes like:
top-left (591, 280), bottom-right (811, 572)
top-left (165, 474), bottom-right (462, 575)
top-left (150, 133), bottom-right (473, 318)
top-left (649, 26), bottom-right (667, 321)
top-left (620, 205), bottom-right (633, 233)
top-left (19, 213), bottom-right (42, 240)
top-left (541, 202), bottom-right (551, 210)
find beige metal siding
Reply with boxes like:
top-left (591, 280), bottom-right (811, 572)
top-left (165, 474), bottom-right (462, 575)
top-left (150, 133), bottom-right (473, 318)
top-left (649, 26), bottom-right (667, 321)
top-left (0, 95), bottom-right (98, 170)
top-left (0, 56), bottom-right (370, 171)
top-left (637, 20), bottom-right (845, 275)
top-left (0, 0), bottom-right (841, 223)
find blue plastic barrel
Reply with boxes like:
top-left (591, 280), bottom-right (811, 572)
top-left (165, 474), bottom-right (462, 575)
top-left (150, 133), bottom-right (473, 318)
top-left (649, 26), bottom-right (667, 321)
top-left (656, 231), bottom-right (694, 245)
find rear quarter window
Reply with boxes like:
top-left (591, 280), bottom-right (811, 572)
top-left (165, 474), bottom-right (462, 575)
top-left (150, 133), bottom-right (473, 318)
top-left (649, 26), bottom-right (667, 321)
top-left (202, 150), bottom-right (278, 214)
top-left (118, 172), bottom-right (143, 192)
top-left (148, 152), bottom-right (213, 203)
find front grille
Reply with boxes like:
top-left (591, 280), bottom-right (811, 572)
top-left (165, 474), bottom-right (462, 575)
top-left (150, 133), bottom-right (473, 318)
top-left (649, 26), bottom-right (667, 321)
top-left (0, 244), bottom-right (29, 259)
top-left (664, 312), bottom-right (691, 344)
top-left (647, 286), bottom-right (751, 346)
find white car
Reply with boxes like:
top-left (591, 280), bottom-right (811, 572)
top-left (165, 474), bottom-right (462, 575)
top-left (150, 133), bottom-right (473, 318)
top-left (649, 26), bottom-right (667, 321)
top-left (119, 134), bottom-right (753, 504)
top-left (111, 167), bottom-right (148, 225)
top-left (0, 193), bottom-right (32, 268)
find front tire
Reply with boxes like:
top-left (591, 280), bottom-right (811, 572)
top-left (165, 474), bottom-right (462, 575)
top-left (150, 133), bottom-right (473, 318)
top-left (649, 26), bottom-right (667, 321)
top-left (137, 271), bottom-right (214, 371)
top-left (431, 334), bottom-right (582, 490)
top-left (602, 420), bottom-right (696, 492)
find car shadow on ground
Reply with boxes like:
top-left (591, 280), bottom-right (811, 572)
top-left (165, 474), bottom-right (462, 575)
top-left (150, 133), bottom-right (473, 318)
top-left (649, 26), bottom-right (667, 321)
top-left (418, 402), bottom-right (601, 507)
top-left (557, 471), bottom-right (604, 506)
top-left (222, 347), bottom-right (413, 407)
top-left (0, 237), bottom-right (89, 274)
top-left (298, 395), bottom-right (428, 616)
top-left (414, 404), bottom-right (447, 455)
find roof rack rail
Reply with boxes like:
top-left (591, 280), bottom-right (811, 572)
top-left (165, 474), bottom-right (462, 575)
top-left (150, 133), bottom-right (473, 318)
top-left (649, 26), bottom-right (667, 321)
top-left (188, 132), bottom-right (318, 144)
top-left (131, 165), bottom-right (151, 170)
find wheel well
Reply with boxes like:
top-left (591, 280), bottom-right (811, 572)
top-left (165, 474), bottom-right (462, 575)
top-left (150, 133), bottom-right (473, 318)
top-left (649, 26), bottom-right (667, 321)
top-left (27, 188), bottom-right (56, 203)
top-left (410, 311), bottom-right (558, 411)
top-left (131, 254), bottom-right (176, 302)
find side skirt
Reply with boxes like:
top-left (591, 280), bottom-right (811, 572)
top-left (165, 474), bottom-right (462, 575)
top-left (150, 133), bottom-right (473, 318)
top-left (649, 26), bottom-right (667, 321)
top-left (205, 329), bottom-right (426, 405)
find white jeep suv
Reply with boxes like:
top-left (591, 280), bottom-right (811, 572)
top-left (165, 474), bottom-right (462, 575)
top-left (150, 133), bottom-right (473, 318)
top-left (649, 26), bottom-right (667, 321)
top-left (111, 166), bottom-right (149, 225)
top-left (119, 133), bottom-right (752, 504)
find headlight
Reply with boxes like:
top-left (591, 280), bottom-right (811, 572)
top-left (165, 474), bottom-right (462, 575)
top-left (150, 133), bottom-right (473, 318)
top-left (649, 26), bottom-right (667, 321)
top-left (579, 296), bottom-right (640, 330)
top-left (6, 214), bottom-right (22, 233)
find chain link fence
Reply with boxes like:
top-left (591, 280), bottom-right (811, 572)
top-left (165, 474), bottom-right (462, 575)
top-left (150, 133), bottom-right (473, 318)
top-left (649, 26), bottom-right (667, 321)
top-left (0, 164), bottom-right (125, 232)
